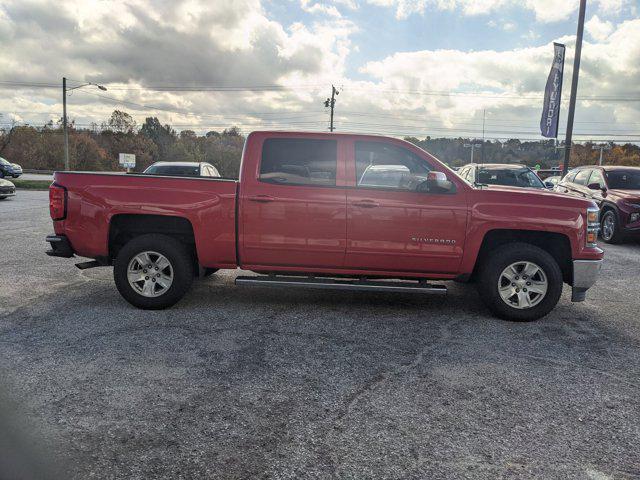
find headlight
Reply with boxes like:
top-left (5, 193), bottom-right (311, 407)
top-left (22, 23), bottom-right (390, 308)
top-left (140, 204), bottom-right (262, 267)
top-left (630, 212), bottom-right (640, 224)
top-left (586, 206), bottom-right (599, 247)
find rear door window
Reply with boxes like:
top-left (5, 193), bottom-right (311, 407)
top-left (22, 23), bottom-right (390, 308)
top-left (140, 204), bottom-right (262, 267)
top-left (355, 141), bottom-right (432, 191)
top-left (260, 138), bottom-right (337, 186)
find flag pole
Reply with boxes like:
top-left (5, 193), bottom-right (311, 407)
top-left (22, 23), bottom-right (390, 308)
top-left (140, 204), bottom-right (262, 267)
top-left (562, 0), bottom-right (587, 177)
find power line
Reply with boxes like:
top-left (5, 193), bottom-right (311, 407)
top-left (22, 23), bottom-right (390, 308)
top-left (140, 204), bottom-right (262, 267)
top-left (2, 78), bottom-right (640, 102)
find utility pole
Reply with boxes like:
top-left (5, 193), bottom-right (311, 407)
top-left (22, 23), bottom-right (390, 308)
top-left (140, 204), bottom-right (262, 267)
top-left (63, 77), bottom-right (69, 171)
top-left (324, 85), bottom-right (339, 132)
top-left (592, 143), bottom-right (612, 165)
top-left (464, 143), bottom-right (481, 163)
top-left (563, 0), bottom-right (587, 177)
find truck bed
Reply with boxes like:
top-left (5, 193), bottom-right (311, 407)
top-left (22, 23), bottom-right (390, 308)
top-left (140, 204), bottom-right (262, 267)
top-left (52, 172), bottom-right (238, 268)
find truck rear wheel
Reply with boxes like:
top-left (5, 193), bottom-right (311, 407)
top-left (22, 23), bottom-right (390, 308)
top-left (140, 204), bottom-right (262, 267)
top-left (114, 234), bottom-right (194, 309)
top-left (477, 243), bottom-right (563, 321)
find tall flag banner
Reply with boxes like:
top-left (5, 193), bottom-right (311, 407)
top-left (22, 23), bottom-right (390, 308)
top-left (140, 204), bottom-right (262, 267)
top-left (540, 43), bottom-right (566, 138)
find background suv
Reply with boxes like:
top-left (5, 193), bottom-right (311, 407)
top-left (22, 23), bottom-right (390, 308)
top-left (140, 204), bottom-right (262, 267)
top-left (457, 163), bottom-right (546, 189)
top-left (556, 165), bottom-right (640, 243)
top-left (0, 157), bottom-right (22, 178)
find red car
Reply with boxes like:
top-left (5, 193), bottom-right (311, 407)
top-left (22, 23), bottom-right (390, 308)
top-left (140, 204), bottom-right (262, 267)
top-left (555, 165), bottom-right (640, 243)
top-left (46, 131), bottom-right (603, 321)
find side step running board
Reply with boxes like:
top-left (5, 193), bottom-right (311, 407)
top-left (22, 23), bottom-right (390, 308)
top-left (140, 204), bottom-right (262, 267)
top-left (235, 276), bottom-right (447, 295)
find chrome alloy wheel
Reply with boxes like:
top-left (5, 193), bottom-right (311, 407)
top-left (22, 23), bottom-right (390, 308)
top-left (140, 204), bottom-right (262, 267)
top-left (601, 212), bottom-right (615, 241)
top-left (127, 251), bottom-right (173, 297)
top-left (497, 261), bottom-right (548, 310)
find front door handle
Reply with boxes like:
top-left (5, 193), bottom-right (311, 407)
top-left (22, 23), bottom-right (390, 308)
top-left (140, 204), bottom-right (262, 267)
top-left (352, 200), bottom-right (379, 208)
top-left (248, 195), bottom-right (275, 203)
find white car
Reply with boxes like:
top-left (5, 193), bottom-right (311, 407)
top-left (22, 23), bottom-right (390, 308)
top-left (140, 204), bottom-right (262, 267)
top-left (143, 162), bottom-right (221, 178)
top-left (0, 178), bottom-right (16, 199)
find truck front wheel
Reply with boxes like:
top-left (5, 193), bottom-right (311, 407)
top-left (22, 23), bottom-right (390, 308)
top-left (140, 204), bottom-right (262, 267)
top-left (477, 243), bottom-right (563, 321)
top-left (114, 234), bottom-right (194, 309)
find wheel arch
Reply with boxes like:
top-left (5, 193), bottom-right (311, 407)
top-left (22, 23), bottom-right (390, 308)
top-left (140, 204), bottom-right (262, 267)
top-left (108, 214), bottom-right (197, 263)
top-left (472, 229), bottom-right (573, 284)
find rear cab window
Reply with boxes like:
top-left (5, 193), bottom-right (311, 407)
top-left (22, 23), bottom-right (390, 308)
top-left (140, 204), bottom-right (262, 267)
top-left (260, 138), bottom-right (337, 186)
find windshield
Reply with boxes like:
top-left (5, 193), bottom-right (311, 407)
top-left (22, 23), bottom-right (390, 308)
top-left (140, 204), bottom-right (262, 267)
top-left (606, 170), bottom-right (640, 190)
top-left (0, 157), bottom-right (10, 165)
top-left (477, 167), bottom-right (545, 189)
top-left (144, 164), bottom-right (200, 176)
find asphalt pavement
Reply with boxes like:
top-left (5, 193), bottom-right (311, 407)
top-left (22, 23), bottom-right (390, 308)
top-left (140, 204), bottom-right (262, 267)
top-left (1, 191), bottom-right (639, 479)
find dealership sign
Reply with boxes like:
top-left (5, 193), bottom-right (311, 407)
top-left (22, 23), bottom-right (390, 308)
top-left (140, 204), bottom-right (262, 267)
top-left (118, 153), bottom-right (136, 169)
top-left (540, 43), bottom-right (565, 139)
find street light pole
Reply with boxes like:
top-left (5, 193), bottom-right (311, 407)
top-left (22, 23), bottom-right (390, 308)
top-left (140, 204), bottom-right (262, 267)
top-left (63, 77), bottom-right (69, 171)
top-left (464, 143), bottom-right (481, 163)
top-left (592, 144), bottom-right (612, 165)
top-left (62, 78), bottom-right (107, 171)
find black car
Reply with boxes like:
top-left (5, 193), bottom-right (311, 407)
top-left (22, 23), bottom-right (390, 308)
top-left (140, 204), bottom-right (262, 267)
top-left (0, 157), bottom-right (23, 178)
top-left (457, 163), bottom-right (546, 189)
top-left (0, 178), bottom-right (16, 199)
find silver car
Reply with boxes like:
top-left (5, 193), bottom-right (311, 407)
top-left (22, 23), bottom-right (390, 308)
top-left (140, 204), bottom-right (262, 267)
top-left (0, 178), bottom-right (16, 199)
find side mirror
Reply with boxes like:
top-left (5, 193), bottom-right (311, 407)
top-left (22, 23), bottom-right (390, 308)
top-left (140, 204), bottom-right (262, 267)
top-left (421, 171), bottom-right (455, 193)
top-left (587, 182), bottom-right (604, 191)
top-left (544, 181), bottom-right (555, 189)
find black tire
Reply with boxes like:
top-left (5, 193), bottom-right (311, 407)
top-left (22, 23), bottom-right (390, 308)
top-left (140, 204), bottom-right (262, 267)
top-left (600, 210), bottom-right (622, 244)
top-left (477, 242), bottom-right (563, 322)
top-left (114, 234), bottom-right (194, 309)
top-left (0, 196), bottom-right (6, 200)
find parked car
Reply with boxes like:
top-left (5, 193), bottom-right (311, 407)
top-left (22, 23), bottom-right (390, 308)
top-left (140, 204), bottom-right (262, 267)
top-left (543, 175), bottom-right (561, 189)
top-left (143, 161), bottom-right (220, 177)
top-left (555, 165), bottom-right (640, 243)
top-left (0, 178), bottom-right (16, 199)
top-left (457, 163), bottom-right (546, 189)
top-left (0, 157), bottom-right (23, 178)
top-left (45, 131), bottom-right (602, 321)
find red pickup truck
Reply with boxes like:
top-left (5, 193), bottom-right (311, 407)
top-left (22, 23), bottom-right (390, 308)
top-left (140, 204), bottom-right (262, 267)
top-left (46, 131), bottom-right (603, 321)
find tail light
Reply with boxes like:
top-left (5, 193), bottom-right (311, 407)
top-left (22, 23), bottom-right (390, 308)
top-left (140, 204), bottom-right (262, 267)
top-left (586, 206), bottom-right (599, 247)
top-left (49, 183), bottom-right (67, 220)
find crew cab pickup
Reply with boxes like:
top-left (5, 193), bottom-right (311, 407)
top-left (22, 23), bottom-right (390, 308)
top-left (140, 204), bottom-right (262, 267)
top-left (46, 132), bottom-right (603, 321)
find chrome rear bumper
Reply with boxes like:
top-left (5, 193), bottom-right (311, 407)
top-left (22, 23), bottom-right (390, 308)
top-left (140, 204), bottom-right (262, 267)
top-left (571, 259), bottom-right (603, 302)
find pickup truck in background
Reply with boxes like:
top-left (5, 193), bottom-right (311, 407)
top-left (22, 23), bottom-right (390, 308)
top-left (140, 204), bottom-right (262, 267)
top-left (46, 131), bottom-right (603, 321)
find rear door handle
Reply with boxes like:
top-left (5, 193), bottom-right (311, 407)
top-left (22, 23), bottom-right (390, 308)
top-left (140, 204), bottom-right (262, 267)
top-left (248, 195), bottom-right (275, 203)
top-left (352, 200), bottom-right (379, 208)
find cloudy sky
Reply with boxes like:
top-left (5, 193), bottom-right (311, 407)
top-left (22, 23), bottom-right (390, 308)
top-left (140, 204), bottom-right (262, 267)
top-left (0, 0), bottom-right (639, 141)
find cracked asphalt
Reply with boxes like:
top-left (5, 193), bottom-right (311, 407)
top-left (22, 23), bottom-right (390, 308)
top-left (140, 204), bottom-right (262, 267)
top-left (1, 190), bottom-right (639, 479)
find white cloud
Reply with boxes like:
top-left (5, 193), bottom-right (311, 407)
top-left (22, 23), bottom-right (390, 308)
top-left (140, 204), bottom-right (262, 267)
top-left (586, 14), bottom-right (614, 41)
top-left (354, 19), bottom-right (640, 137)
top-left (300, 0), bottom-right (343, 17)
top-left (487, 19), bottom-right (517, 31)
top-left (0, 0), bottom-right (638, 141)
top-left (0, 0), bottom-right (356, 132)
top-left (366, 0), bottom-right (632, 22)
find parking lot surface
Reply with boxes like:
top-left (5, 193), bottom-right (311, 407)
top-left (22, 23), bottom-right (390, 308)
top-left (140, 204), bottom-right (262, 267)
top-left (1, 191), bottom-right (639, 479)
